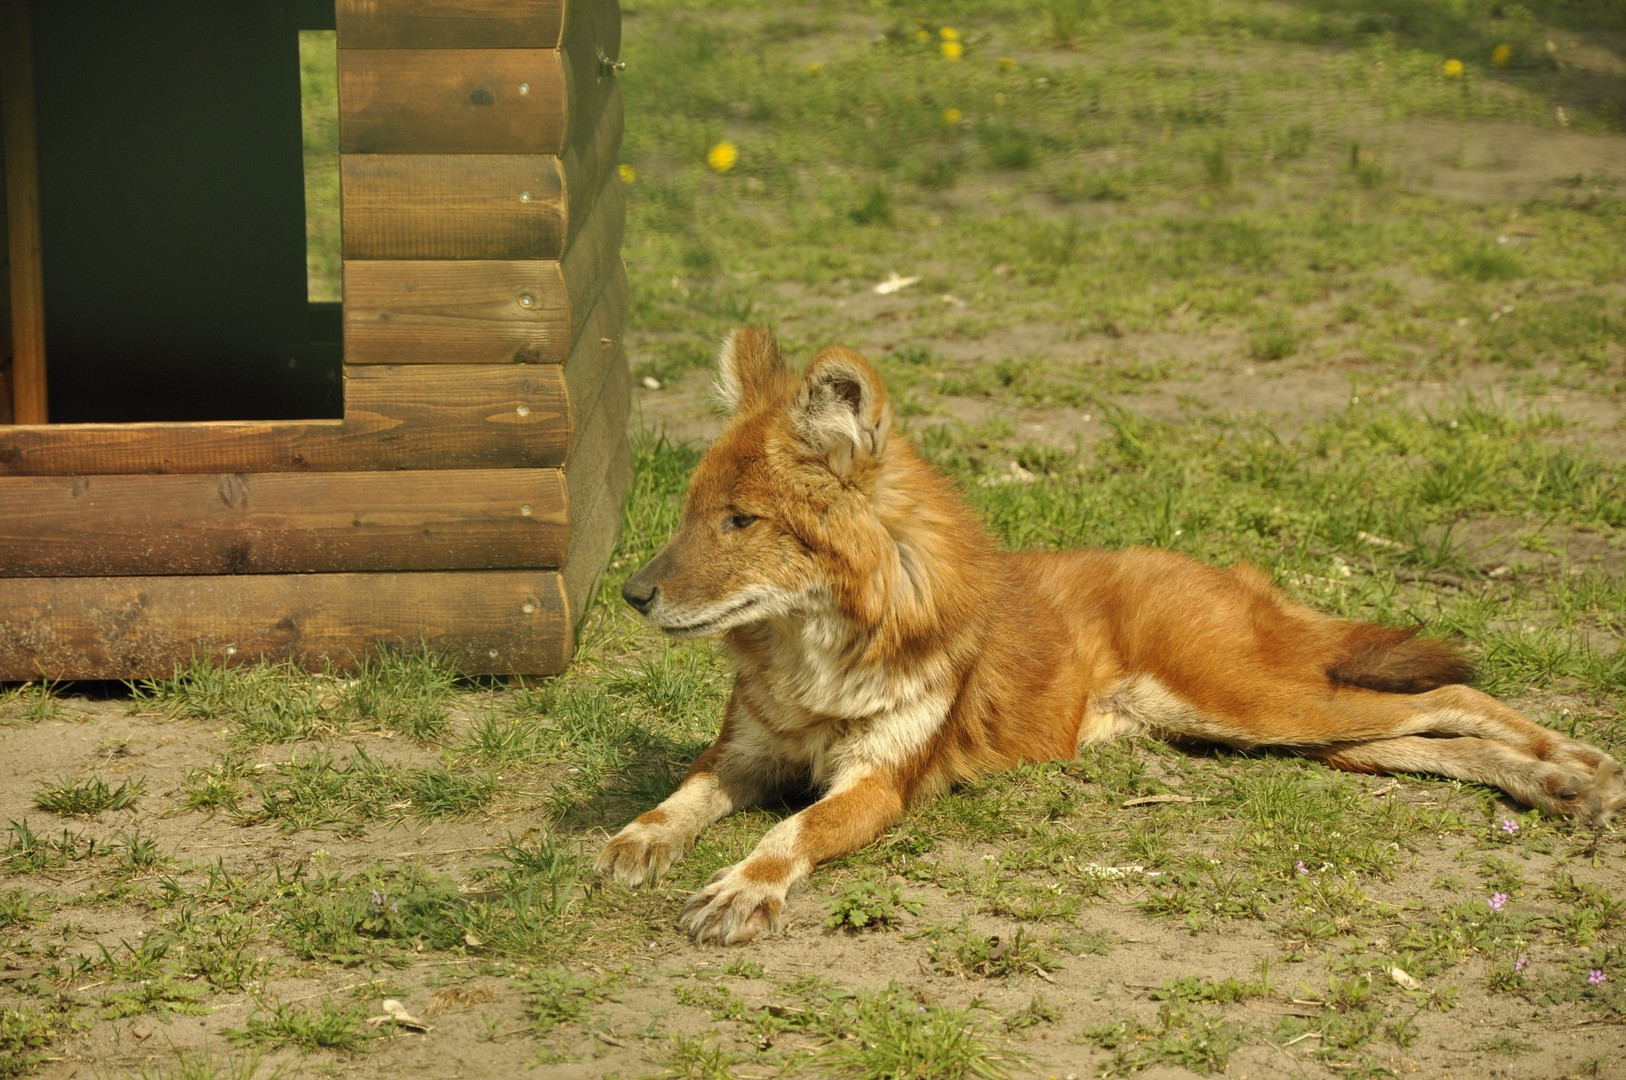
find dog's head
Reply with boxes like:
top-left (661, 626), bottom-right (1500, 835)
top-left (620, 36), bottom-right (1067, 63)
top-left (621, 329), bottom-right (895, 637)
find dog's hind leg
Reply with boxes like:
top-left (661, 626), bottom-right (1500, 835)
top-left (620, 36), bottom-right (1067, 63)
top-left (1294, 686), bottom-right (1624, 825)
top-left (1098, 675), bottom-right (1626, 826)
top-left (1302, 734), bottom-right (1625, 825)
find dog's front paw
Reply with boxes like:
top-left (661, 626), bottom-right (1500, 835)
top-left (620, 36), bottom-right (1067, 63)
top-left (678, 863), bottom-right (787, 945)
top-left (595, 820), bottom-right (689, 887)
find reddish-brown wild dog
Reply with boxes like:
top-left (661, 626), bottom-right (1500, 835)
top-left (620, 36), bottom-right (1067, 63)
top-left (598, 329), bottom-right (1626, 945)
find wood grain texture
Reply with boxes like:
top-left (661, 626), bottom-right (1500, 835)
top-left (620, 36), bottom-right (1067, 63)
top-left (340, 83), bottom-right (620, 261)
top-left (0, 570), bottom-right (571, 679)
top-left (562, 432), bottom-right (629, 633)
top-left (562, 257), bottom-right (626, 433)
top-left (0, 365), bottom-right (571, 475)
top-left (342, 173), bottom-right (623, 365)
top-left (337, 0), bottom-right (566, 49)
top-left (563, 321), bottom-right (629, 546)
top-left (339, 49), bottom-right (567, 155)
top-left (341, 154), bottom-right (564, 261)
top-left (559, 82), bottom-right (622, 239)
top-left (0, 468), bottom-right (568, 577)
top-left (344, 259), bottom-right (569, 365)
top-left (559, 0), bottom-right (621, 149)
top-left (2, 0), bottom-right (47, 424)
top-left (552, 297), bottom-right (629, 633)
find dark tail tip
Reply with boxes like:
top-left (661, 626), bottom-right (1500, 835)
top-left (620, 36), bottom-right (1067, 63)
top-left (1327, 624), bottom-right (1474, 694)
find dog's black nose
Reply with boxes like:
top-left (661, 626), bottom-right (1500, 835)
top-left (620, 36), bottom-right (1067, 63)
top-left (622, 578), bottom-right (658, 615)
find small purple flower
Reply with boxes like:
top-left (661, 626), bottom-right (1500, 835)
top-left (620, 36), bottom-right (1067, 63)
top-left (1487, 892), bottom-right (1508, 912)
top-left (1514, 956), bottom-right (1528, 972)
top-left (1295, 860), bottom-right (1308, 876)
top-left (1589, 969), bottom-right (1606, 986)
top-left (1500, 818), bottom-right (1519, 835)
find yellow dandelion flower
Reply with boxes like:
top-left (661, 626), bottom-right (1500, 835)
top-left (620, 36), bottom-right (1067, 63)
top-left (939, 27), bottom-right (960, 42)
top-left (1492, 43), bottom-right (1512, 67)
top-left (617, 163), bottom-right (636, 184)
top-left (1442, 58), bottom-right (1464, 78)
top-left (940, 40), bottom-right (964, 60)
top-left (943, 107), bottom-right (963, 125)
top-left (807, 61), bottom-right (824, 75)
top-left (998, 56), bottom-right (1018, 72)
top-left (706, 141), bottom-right (738, 173)
top-left (914, 28), bottom-right (931, 43)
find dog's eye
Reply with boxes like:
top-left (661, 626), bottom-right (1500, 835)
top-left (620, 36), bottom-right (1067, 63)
top-left (724, 513), bottom-right (759, 532)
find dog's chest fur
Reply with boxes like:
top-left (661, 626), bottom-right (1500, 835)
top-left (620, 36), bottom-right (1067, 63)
top-left (728, 603), bottom-right (953, 788)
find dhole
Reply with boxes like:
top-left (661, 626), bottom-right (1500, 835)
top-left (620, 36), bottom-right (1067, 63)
top-left (598, 329), bottom-right (1626, 945)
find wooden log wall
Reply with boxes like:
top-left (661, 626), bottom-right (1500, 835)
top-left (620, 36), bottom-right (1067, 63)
top-left (0, 0), bottom-right (628, 681)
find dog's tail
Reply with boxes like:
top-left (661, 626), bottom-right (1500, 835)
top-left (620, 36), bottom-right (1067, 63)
top-left (1326, 623), bottom-right (1474, 694)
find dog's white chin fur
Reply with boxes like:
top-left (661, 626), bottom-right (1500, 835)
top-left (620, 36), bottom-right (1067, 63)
top-left (646, 587), bottom-right (796, 639)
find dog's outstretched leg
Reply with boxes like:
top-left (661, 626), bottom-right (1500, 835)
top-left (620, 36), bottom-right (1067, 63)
top-left (679, 769), bottom-right (907, 945)
top-left (595, 697), bottom-right (781, 887)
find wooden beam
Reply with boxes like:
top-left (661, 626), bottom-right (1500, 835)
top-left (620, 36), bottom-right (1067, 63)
top-left (562, 295), bottom-right (628, 522)
top-left (341, 153), bottom-right (566, 261)
top-left (560, 0), bottom-right (622, 150)
top-left (0, 364), bottom-right (567, 475)
top-left (1, 0), bottom-right (46, 424)
top-left (562, 432), bottom-right (629, 632)
top-left (339, 81), bottom-right (619, 260)
top-left (337, 0), bottom-right (567, 50)
top-left (0, 270), bottom-right (624, 478)
top-left (0, 570), bottom-right (571, 680)
top-left (562, 257), bottom-right (626, 434)
top-left (0, 467), bottom-right (568, 577)
top-left (556, 276), bottom-right (631, 631)
top-left (342, 170), bottom-right (622, 365)
top-left (559, 81), bottom-right (621, 235)
top-left (339, 49), bottom-right (568, 155)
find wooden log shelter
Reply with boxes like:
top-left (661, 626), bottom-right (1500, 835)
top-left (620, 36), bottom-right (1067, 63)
top-left (0, 0), bottom-right (630, 679)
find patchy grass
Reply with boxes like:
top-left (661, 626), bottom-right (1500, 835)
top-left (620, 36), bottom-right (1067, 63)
top-left (4, 0), bottom-right (1626, 1076)
top-left (33, 776), bottom-right (146, 817)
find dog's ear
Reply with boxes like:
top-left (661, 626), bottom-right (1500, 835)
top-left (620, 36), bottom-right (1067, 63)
top-left (790, 347), bottom-right (890, 478)
top-left (714, 328), bottom-right (786, 416)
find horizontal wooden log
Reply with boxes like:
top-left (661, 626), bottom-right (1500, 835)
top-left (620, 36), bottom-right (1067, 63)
top-left (337, 0), bottom-right (566, 50)
top-left (343, 171), bottom-right (623, 365)
top-left (0, 570), bottom-right (571, 679)
top-left (339, 49), bottom-right (567, 155)
top-left (340, 82), bottom-right (620, 260)
top-left (0, 365), bottom-right (569, 475)
top-left (0, 468), bottom-right (568, 577)
top-left (342, 154), bottom-right (563, 261)
top-left (0, 268), bottom-right (624, 478)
